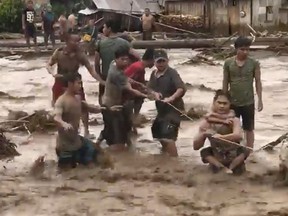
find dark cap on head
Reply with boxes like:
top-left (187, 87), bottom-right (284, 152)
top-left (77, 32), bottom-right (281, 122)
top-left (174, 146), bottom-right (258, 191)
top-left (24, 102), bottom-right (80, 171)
top-left (154, 49), bottom-right (168, 61)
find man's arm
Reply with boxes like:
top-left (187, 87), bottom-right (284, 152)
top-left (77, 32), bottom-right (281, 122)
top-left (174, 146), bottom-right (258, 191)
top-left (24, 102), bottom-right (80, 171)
top-left (81, 53), bottom-right (105, 85)
top-left (193, 120), bottom-right (210, 150)
top-left (163, 70), bottom-right (186, 103)
top-left (254, 62), bottom-right (263, 112)
top-left (94, 51), bottom-right (101, 75)
top-left (222, 61), bottom-right (229, 93)
top-left (124, 82), bottom-right (147, 98)
top-left (129, 48), bottom-right (141, 61)
top-left (215, 118), bottom-right (242, 142)
top-left (46, 49), bottom-right (59, 77)
top-left (81, 101), bottom-right (104, 114)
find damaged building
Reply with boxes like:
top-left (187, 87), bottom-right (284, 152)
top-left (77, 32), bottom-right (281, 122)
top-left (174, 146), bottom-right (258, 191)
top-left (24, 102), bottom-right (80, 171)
top-left (164, 0), bottom-right (288, 36)
top-left (79, 0), bottom-right (161, 31)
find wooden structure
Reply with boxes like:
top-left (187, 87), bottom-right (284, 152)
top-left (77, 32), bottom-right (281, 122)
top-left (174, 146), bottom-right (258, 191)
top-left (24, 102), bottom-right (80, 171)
top-left (164, 0), bottom-right (288, 36)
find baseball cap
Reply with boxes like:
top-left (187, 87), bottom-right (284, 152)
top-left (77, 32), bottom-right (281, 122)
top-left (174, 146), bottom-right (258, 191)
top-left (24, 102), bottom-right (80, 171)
top-left (154, 49), bottom-right (168, 61)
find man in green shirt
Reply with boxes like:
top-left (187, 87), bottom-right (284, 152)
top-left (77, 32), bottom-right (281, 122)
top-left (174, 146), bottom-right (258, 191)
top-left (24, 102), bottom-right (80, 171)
top-left (94, 19), bottom-right (140, 105)
top-left (222, 36), bottom-right (263, 152)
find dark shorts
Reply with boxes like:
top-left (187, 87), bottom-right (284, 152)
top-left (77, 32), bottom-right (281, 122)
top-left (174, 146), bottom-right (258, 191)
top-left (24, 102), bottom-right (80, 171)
top-left (101, 103), bottom-right (133, 145)
top-left (98, 84), bottom-right (105, 105)
top-left (56, 136), bottom-right (97, 168)
top-left (142, 30), bottom-right (153, 40)
top-left (200, 146), bottom-right (249, 174)
top-left (231, 104), bottom-right (255, 131)
top-left (151, 114), bottom-right (180, 141)
top-left (25, 24), bottom-right (36, 38)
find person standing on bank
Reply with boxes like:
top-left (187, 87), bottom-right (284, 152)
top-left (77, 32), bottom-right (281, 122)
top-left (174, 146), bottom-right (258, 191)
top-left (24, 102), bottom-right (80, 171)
top-left (141, 8), bottom-right (155, 40)
top-left (148, 50), bottom-right (186, 157)
top-left (22, 0), bottom-right (37, 49)
top-left (222, 36), bottom-right (263, 151)
top-left (42, 4), bottom-right (56, 50)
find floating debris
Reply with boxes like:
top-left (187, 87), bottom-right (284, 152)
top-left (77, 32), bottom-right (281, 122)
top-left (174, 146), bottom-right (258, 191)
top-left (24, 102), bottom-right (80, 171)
top-left (181, 54), bottom-right (220, 66)
top-left (184, 106), bottom-right (208, 120)
top-left (0, 131), bottom-right (20, 160)
top-left (1, 110), bottom-right (56, 133)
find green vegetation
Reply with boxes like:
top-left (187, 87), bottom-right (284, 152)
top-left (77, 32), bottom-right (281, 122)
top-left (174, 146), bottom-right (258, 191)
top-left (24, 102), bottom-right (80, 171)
top-left (0, 0), bottom-right (25, 32)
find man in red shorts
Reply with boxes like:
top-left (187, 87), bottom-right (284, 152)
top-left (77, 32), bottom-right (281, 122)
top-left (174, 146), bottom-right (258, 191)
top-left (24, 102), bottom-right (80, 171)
top-left (46, 34), bottom-right (105, 139)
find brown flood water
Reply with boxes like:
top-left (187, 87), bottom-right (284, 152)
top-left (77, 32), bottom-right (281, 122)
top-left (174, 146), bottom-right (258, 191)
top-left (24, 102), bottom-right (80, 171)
top-left (1, 50), bottom-right (288, 216)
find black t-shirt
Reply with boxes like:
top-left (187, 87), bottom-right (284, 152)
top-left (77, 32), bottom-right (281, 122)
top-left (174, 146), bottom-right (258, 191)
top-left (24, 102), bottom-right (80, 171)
top-left (22, 8), bottom-right (36, 26)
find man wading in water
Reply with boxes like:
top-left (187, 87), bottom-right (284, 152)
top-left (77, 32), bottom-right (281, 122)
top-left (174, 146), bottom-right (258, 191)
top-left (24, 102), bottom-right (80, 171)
top-left (223, 36), bottom-right (263, 151)
top-left (47, 34), bottom-right (105, 139)
top-left (148, 50), bottom-right (186, 157)
top-left (94, 19), bottom-right (140, 144)
top-left (124, 48), bottom-right (155, 133)
top-left (95, 19), bottom-right (140, 105)
top-left (193, 90), bottom-right (249, 174)
top-left (54, 73), bottom-right (103, 169)
top-left (101, 47), bottom-right (147, 151)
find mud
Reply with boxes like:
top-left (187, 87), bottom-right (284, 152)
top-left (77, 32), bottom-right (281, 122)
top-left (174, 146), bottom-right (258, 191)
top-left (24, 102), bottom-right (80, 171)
top-left (1, 49), bottom-right (288, 215)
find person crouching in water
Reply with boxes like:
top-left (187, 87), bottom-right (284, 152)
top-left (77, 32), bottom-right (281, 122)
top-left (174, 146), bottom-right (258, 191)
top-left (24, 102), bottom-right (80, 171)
top-left (148, 49), bottom-right (186, 157)
top-left (54, 72), bottom-right (104, 169)
top-left (101, 47), bottom-right (148, 151)
top-left (193, 90), bottom-right (249, 174)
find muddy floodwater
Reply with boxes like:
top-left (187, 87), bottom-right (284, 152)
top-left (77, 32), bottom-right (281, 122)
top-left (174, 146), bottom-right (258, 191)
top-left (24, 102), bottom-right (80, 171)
top-left (1, 50), bottom-right (288, 216)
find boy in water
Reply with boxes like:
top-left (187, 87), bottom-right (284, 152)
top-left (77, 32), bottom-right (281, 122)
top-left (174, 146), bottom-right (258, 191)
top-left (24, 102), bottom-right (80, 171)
top-left (54, 72), bottom-right (103, 169)
top-left (101, 47), bottom-right (147, 151)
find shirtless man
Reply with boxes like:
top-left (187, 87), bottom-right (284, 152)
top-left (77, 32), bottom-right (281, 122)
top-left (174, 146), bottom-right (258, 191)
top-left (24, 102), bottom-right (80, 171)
top-left (141, 8), bottom-right (155, 40)
top-left (101, 47), bottom-right (147, 151)
top-left (193, 90), bottom-right (249, 174)
top-left (54, 72), bottom-right (103, 168)
top-left (47, 34), bottom-right (105, 138)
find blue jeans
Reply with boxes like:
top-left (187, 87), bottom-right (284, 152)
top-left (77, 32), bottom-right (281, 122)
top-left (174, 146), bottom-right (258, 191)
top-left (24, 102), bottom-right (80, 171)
top-left (56, 136), bottom-right (97, 168)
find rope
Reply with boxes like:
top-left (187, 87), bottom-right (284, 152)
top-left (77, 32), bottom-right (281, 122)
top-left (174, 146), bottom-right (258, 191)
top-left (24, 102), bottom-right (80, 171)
top-left (163, 101), bottom-right (281, 153)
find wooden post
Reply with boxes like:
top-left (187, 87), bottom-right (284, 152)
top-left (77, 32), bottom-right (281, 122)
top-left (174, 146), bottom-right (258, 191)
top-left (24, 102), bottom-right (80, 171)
top-left (128, 1), bottom-right (133, 32)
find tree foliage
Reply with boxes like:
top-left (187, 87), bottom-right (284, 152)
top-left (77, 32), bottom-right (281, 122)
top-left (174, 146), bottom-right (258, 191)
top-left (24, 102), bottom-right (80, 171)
top-left (0, 0), bottom-right (25, 32)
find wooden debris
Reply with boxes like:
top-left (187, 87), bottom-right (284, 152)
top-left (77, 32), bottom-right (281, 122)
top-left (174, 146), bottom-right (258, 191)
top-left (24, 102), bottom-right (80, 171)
top-left (181, 54), bottom-right (220, 66)
top-left (185, 83), bottom-right (216, 92)
top-left (1, 110), bottom-right (56, 133)
top-left (159, 15), bottom-right (204, 31)
top-left (199, 48), bottom-right (236, 60)
top-left (183, 106), bottom-right (208, 120)
top-left (260, 132), bottom-right (288, 151)
top-left (0, 131), bottom-right (20, 160)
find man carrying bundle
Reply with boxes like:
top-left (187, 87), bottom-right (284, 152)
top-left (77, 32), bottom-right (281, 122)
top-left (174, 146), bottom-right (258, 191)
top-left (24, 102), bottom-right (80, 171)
top-left (193, 90), bottom-right (249, 174)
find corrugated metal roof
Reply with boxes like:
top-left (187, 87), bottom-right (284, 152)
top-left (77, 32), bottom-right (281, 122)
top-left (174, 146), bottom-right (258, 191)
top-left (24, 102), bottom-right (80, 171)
top-left (92, 0), bottom-right (161, 14)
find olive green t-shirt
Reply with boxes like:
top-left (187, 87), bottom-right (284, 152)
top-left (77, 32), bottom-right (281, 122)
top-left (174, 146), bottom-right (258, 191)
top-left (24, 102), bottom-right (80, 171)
top-left (96, 37), bottom-right (131, 79)
top-left (223, 57), bottom-right (260, 106)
